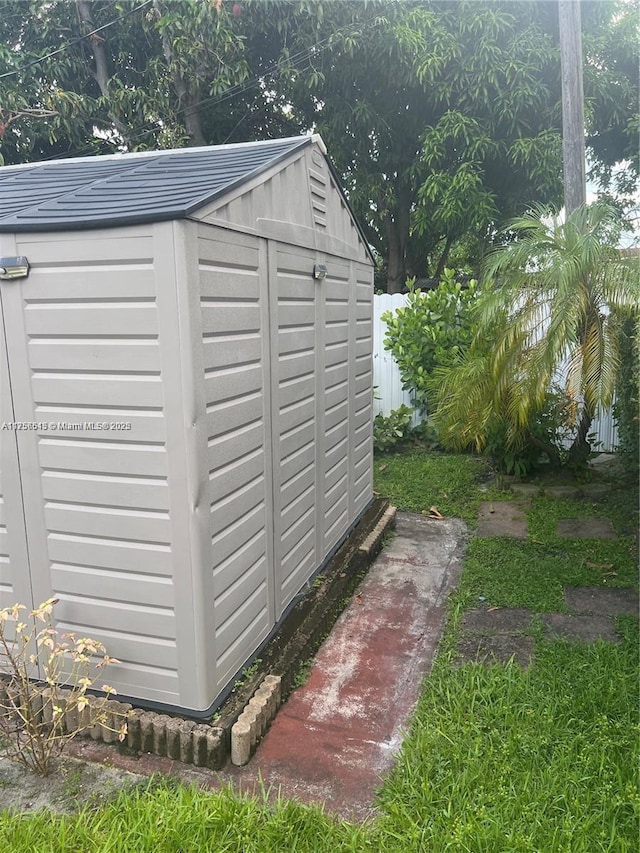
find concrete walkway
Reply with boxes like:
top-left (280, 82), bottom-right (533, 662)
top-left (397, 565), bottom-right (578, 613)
top-left (224, 512), bottom-right (468, 821)
top-left (70, 512), bottom-right (468, 821)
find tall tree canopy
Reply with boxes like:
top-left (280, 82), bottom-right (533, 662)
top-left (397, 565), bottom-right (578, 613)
top-left (0, 0), bottom-right (636, 290)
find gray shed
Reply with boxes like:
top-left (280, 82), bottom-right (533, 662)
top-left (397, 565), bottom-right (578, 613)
top-left (0, 135), bottom-right (374, 715)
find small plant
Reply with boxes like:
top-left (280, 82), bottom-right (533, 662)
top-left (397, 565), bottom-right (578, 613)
top-left (373, 404), bottom-right (414, 452)
top-left (0, 598), bottom-right (127, 776)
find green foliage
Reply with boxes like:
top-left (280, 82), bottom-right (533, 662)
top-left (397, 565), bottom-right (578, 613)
top-left (372, 405), bottom-right (413, 453)
top-left (382, 270), bottom-right (478, 415)
top-left (483, 386), bottom-right (573, 477)
top-left (613, 316), bottom-right (640, 470)
top-left (433, 203), bottom-right (639, 465)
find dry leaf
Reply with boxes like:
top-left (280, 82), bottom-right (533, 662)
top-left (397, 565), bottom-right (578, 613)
top-left (487, 606), bottom-right (501, 612)
top-left (428, 506), bottom-right (445, 520)
top-left (378, 464), bottom-right (388, 472)
top-left (355, 594), bottom-right (363, 605)
top-left (583, 560), bottom-right (614, 569)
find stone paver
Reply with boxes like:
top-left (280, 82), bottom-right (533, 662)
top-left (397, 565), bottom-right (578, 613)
top-left (565, 586), bottom-right (639, 617)
top-left (456, 634), bottom-right (535, 668)
top-left (476, 502), bottom-right (528, 538)
top-left (540, 612), bottom-right (619, 643)
top-left (460, 607), bottom-right (534, 635)
top-left (544, 485), bottom-right (580, 498)
top-left (580, 484), bottom-right (611, 501)
top-left (557, 518), bottom-right (617, 539)
top-left (510, 483), bottom-right (541, 498)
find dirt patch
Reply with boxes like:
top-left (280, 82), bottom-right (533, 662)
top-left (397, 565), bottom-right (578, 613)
top-left (0, 750), bottom-right (145, 815)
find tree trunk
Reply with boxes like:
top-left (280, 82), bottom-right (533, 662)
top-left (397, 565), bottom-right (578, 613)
top-left (434, 235), bottom-right (453, 280)
top-left (383, 183), bottom-right (412, 293)
top-left (76, 0), bottom-right (132, 146)
top-left (154, 0), bottom-right (206, 147)
top-left (568, 405), bottom-right (593, 465)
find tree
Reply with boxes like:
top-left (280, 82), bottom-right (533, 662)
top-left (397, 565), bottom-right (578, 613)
top-left (433, 202), bottom-right (638, 465)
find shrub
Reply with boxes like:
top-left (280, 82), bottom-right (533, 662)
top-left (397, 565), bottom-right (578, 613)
top-left (381, 269), bottom-right (478, 415)
top-left (613, 316), bottom-right (639, 470)
top-left (373, 405), bottom-right (414, 452)
top-left (0, 598), bottom-right (127, 776)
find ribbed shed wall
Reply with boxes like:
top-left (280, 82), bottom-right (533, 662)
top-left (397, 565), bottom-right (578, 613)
top-left (199, 228), bottom-right (373, 693)
top-left (0, 227), bottom-right (181, 705)
top-left (199, 225), bottom-right (274, 693)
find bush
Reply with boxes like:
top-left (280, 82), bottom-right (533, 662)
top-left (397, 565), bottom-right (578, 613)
top-left (0, 598), bottom-right (127, 776)
top-left (381, 269), bottom-right (478, 415)
top-left (613, 316), bottom-right (639, 470)
top-left (373, 405), bottom-right (414, 452)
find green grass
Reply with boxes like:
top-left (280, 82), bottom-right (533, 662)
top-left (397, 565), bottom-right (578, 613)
top-left (373, 449), bottom-right (510, 524)
top-left (1, 451), bottom-right (638, 851)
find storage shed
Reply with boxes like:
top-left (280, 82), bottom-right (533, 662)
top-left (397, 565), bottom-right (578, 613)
top-left (0, 135), bottom-right (374, 715)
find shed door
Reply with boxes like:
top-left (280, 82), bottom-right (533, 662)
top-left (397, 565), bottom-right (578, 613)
top-left (268, 243), bottom-right (321, 617)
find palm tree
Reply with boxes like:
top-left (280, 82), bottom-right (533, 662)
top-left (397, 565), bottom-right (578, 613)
top-left (433, 202), bottom-right (638, 465)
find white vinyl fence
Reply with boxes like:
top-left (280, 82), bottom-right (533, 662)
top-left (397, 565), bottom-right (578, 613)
top-left (373, 294), bottom-right (619, 452)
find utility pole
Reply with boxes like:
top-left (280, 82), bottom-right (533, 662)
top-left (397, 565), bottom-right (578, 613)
top-left (558, 0), bottom-right (586, 215)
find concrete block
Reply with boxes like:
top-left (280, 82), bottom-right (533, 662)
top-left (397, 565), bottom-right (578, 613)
top-left (152, 713), bottom-right (171, 756)
top-left (126, 708), bottom-right (144, 751)
top-left (191, 723), bottom-right (212, 767)
top-left (139, 710), bottom-right (156, 753)
top-left (254, 685), bottom-right (275, 719)
top-left (262, 674), bottom-right (282, 707)
top-left (165, 717), bottom-right (183, 760)
top-left (178, 719), bottom-right (196, 764)
top-left (248, 694), bottom-right (269, 735)
top-left (238, 706), bottom-right (259, 746)
top-left (89, 697), bottom-right (108, 740)
top-left (206, 726), bottom-right (226, 770)
top-left (231, 718), bottom-right (252, 766)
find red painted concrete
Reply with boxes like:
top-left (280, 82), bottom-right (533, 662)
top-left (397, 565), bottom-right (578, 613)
top-left (225, 512), bottom-right (467, 821)
top-left (70, 513), bottom-right (468, 822)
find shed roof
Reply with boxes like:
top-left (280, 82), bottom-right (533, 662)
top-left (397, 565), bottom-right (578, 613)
top-left (0, 136), bottom-right (314, 233)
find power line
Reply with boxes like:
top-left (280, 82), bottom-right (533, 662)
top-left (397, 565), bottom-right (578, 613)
top-left (0, 0), bottom-right (154, 81)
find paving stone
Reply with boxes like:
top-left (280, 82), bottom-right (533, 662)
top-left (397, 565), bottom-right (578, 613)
top-left (476, 502), bottom-right (528, 538)
top-left (455, 634), bottom-right (535, 668)
top-left (510, 483), bottom-right (541, 498)
top-left (579, 484), bottom-right (611, 501)
top-left (564, 586), bottom-right (639, 617)
top-left (540, 613), bottom-right (619, 643)
top-left (557, 518), bottom-right (617, 539)
top-left (544, 485), bottom-right (580, 498)
top-left (460, 607), bottom-right (534, 635)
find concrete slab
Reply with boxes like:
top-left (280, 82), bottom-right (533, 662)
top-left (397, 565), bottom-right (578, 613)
top-left (455, 634), bottom-right (535, 668)
top-left (557, 518), bottom-right (617, 539)
top-left (540, 613), bottom-right (619, 643)
top-left (224, 512), bottom-right (468, 821)
top-left (564, 586), bottom-right (639, 617)
top-left (476, 501), bottom-right (528, 538)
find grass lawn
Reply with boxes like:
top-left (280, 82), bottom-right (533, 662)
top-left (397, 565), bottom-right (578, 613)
top-left (1, 450), bottom-right (638, 852)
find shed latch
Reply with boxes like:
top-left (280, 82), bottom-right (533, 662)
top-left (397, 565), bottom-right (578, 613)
top-left (0, 257), bottom-right (30, 280)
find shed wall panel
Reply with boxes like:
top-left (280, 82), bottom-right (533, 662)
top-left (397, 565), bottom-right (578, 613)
top-left (199, 226), bottom-right (274, 693)
top-left (0, 227), bottom-right (182, 705)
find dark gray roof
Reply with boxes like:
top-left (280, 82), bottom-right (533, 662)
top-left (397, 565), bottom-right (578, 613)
top-left (0, 137), bottom-right (311, 232)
